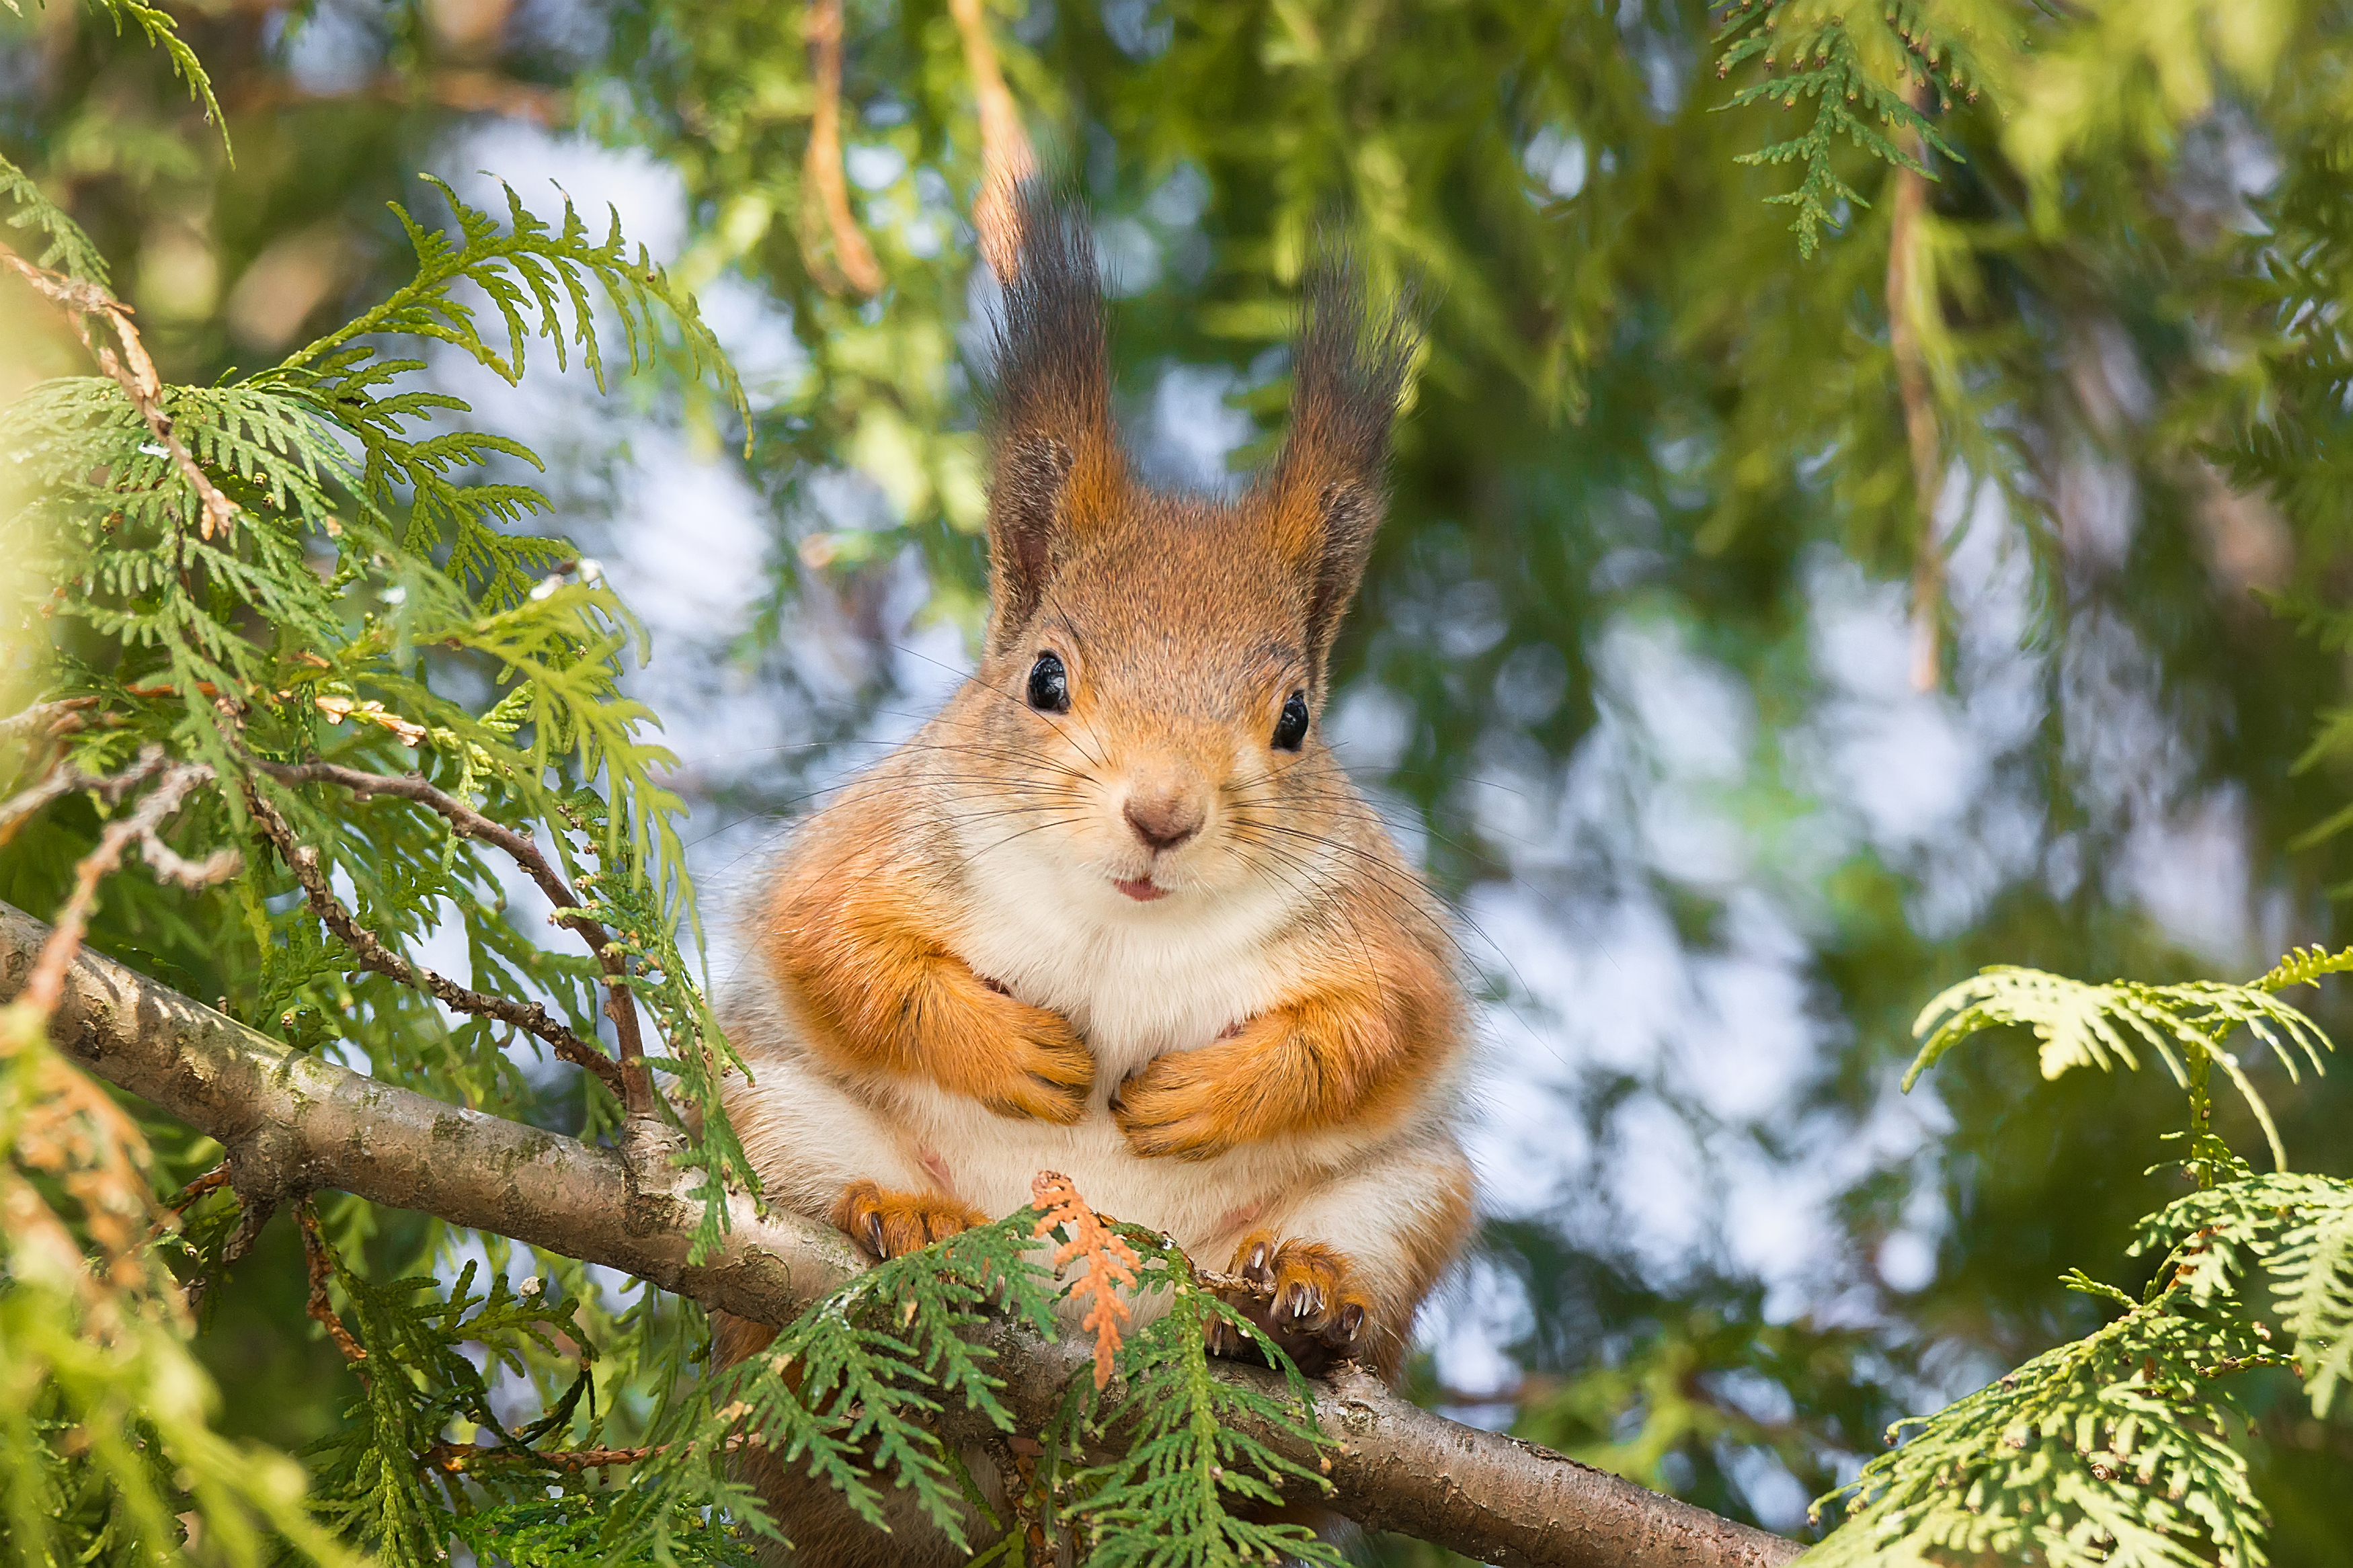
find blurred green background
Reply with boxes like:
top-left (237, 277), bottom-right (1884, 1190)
top-left (7, 0), bottom-right (2352, 1558)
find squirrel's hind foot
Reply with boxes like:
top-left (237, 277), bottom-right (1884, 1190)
top-left (831, 1180), bottom-right (990, 1260)
top-left (1207, 1231), bottom-right (1372, 1377)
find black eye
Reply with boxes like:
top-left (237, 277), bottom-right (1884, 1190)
top-left (1027, 651), bottom-right (1070, 713)
top-left (1271, 692), bottom-right (1310, 751)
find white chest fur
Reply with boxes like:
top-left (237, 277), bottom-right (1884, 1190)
top-left (891, 818), bottom-right (1331, 1251)
top-left (945, 813), bottom-right (1311, 1079)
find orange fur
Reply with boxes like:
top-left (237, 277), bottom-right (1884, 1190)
top-left (1113, 937), bottom-right (1454, 1159)
top-left (758, 845), bottom-right (1095, 1121)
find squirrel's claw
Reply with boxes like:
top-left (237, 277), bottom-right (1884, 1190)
top-left (830, 1179), bottom-right (989, 1261)
top-left (1207, 1230), bottom-right (1373, 1377)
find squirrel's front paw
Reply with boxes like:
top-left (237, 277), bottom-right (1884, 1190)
top-left (971, 994), bottom-right (1094, 1123)
top-left (1206, 1231), bottom-right (1373, 1377)
top-left (831, 1179), bottom-right (990, 1260)
top-left (1111, 1050), bottom-right (1241, 1159)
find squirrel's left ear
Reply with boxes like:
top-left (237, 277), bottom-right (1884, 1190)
top-left (1259, 251), bottom-right (1419, 686)
top-left (981, 181), bottom-right (1123, 657)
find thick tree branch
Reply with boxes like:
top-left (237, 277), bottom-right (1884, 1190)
top-left (0, 901), bottom-right (1801, 1568)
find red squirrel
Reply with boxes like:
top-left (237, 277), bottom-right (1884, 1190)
top-left (712, 188), bottom-right (1474, 1562)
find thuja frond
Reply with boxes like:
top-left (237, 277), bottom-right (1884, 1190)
top-left (0, 151), bottom-right (109, 283)
top-left (1907, 964), bottom-right (2336, 1169)
top-left (1033, 1169), bottom-right (1142, 1389)
top-left (1, 48), bottom-right (765, 1566)
top-left (250, 175), bottom-right (742, 609)
top-left (618, 1210), bottom-right (1059, 1557)
top-left (1060, 1229), bottom-right (1341, 1568)
top-left (452, 1493), bottom-right (756, 1568)
top-left (83, 0), bottom-right (229, 157)
top-left (2249, 943), bottom-right (2353, 995)
top-left (2272, 1190), bottom-right (2353, 1418)
top-left (1808, 1265), bottom-right (2273, 1568)
top-left (1842, 945), bottom-right (2353, 1568)
top-left (616, 1192), bottom-right (1348, 1568)
top-left (1714, 1), bottom-right (1974, 256)
top-left (1816, 1167), bottom-right (2353, 1565)
top-left (2136, 1173), bottom-right (2353, 1419)
top-left (563, 791), bottom-right (760, 1251)
top-left (280, 174), bottom-right (731, 395)
top-left (303, 1255), bottom-right (609, 1563)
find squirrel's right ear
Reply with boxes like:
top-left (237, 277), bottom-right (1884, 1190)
top-left (1261, 247), bottom-right (1420, 686)
top-left (981, 183), bottom-right (1122, 653)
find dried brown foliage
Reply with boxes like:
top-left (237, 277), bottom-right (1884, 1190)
top-left (1031, 1169), bottom-right (1140, 1389)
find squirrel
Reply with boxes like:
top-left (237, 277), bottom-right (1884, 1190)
top-left (709, 186), bottom-right (1475, 1565)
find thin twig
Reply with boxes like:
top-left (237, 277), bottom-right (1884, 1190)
top-left (149, 1160), bottom-right (232, 1240)
top-left (986, 1430), bottom-right (1052, 1562)
top-left (1, 757), bottom-right (231, 1329)
top-left (949, 0), bottom-right (1037, 279)
top-left (254, 761), bottom-right (645, 1111)
top-left (297, 1198), bottom-right (370, 1370)
top-left (0, 242), bottom-right (241, 540)
top-left (243, 781), bottom-right (626, 1096)
top-left (1888, 87), bottom-right (1943, 693)
top-left (0, 696), bottom-right (97, 749)
top-left (0, 746), bottom-right (168, 848)
top-left (1195, 1266), bottom-right (1275, 1299)
top-left (422, 1432), bottom-right (760, 1474)
top-left (803, 0), bottom-right (885, 296)
top-left (16, 757), bottom-right (227, 1017)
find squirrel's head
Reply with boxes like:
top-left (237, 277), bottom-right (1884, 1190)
top-left (951, 186), bottom-right (1417, 914)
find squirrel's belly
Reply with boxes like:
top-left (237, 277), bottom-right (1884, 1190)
top-left (899, 1085), bottom-right (1300, 1257)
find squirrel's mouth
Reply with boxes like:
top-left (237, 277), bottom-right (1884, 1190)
top-left (1113, 878), bottom-right (1167, 903)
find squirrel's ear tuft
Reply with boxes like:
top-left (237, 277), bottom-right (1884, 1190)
top-left (1262, 244), bottom-right (1420, 682)
top-left (982, 181), bottom-right (1122, 652)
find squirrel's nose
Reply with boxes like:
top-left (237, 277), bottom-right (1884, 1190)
top-left (1123, 790), bottom-right (1204, 852)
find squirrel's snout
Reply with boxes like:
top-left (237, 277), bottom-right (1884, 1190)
top-left (1122, 789), bottom-right (1205, 852)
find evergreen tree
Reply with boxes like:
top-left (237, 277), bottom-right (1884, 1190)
top-left (3, 1), bottom-right (2352, 1563)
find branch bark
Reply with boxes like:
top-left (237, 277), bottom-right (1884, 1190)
top-left (0, 900), bottom-right (1801, 1568)
top-left (802, 0), bottom-right (885, 297)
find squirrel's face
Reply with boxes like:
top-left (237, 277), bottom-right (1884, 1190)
top-left (960, 497), bottom-right (1338, 908)
top-left (955, 187), bottom-right (1414, 913)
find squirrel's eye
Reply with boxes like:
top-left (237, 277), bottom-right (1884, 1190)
top-left (1271, 692), bottom-right (1310, 752)
top-left (1027, 652), bottom-right (1070, 713)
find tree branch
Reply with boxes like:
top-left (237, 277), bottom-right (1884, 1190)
top-left (0, 900), bottom-right (1801, 1568)
top-left (949, 0), bottom-right (1037, 279)
top-left (801, 0), bottom-right (885, 297)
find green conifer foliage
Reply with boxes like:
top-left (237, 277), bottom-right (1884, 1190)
top-left (9, 0), bottom-right (2353, 1563)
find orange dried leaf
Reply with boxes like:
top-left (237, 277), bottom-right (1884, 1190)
top-left (1032, 1169), bottom-right (1141, 1389)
